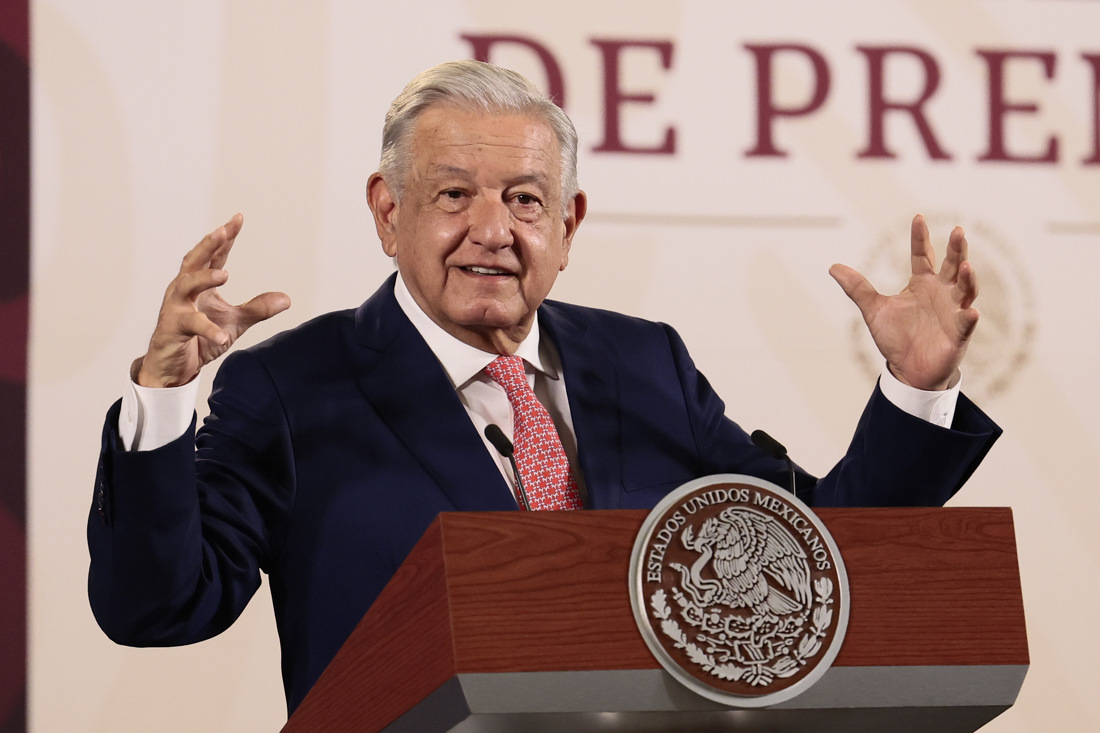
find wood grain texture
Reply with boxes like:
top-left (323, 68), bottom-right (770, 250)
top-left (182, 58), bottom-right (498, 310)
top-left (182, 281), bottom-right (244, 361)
top-left (443, 508), bottom-right (1027, 672)
top-left (283, 507), bottom-right (1027, 731)
top-left (825, 507), bottom-right (1028, 666)
top-left (444, 510), bottom-right (651, 672)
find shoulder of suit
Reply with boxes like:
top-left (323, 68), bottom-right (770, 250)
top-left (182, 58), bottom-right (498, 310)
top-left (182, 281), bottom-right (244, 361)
top-left (225, 307), bottom-right (360, 370)
top-left (540, 298), bottom-right (677, 339)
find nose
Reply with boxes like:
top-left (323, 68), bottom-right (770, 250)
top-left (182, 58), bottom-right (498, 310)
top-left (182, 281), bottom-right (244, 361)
top-left (467, 195), bottom-right (514, 250)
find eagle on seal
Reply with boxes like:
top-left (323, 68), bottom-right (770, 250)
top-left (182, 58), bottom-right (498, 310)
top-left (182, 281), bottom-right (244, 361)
top-left (672, 507), bottom-right (812, 618)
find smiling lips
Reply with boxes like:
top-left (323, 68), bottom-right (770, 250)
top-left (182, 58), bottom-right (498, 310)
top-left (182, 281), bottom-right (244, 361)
top-left (464, 265), bottom-right (512, 276)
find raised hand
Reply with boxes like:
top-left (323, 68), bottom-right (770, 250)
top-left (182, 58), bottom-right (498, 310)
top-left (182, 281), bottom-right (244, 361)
top-left (135, 214), bottom-right (291, 388)
top-left (829, 214), bottom-right (979, 392)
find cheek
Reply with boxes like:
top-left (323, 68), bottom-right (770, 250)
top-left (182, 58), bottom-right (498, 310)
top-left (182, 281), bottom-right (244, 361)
top-left (394, 239), bottom-right (442, 285)
top-left (398, 221), bottom-right (462, 268)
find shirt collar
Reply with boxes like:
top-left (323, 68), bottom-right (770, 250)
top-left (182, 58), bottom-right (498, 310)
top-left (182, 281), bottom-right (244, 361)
top-left (393, 272), bottom-right (558, 388)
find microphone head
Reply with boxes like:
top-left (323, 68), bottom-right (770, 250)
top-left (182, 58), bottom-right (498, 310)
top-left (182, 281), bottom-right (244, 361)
top-left (484, 424), bottom-right (514, 458)
top-left (750, 429), bottom-right (788, 461)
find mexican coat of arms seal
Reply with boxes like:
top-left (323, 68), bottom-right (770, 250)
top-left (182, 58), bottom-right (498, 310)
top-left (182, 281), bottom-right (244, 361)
top-left (629, 474), bottom-right (849, 706)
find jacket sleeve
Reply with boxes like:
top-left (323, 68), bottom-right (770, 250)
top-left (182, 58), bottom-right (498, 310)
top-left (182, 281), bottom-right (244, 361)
top-left (87, 349), bottom-right (296, 646)
top-left (665, 323), bottom-right (1002, 507)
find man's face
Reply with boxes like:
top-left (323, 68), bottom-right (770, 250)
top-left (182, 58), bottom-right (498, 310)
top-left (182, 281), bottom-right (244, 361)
top-left (368, 105), bottom-right (584, 354)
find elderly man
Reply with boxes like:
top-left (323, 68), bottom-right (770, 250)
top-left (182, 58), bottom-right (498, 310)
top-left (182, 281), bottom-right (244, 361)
top-left (88, 60), bottom-right (999, 714)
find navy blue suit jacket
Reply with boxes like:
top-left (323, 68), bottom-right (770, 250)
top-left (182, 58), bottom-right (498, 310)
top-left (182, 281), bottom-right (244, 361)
top-left (88, 274), bottom-right (1000, 713)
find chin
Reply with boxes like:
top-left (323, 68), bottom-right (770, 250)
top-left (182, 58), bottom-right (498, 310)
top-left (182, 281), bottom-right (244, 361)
top-left (454, 304), bottom-right (529, 331)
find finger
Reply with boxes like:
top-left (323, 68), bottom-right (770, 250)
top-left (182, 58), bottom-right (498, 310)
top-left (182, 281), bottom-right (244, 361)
top-left (956, 306), bottom-right (980, 342)
top-left (939, 225), bottom-right (968, 283)
top-left (179, 214), bottom-right (244, 274)
top-left (175, 310), bottom-right (229, 347)
top-left (234, 291), bottom-right (292, 331)
top-left (167, 267), bottom-right (229, 303)
top-left (208, 213), bottom-right (244, 271)
top-left (910, 214), bottom-right (936, 276)
top-left (953, 259), bottom-right (979, 310)
top-left (829, 263), bottom-right (881, 316)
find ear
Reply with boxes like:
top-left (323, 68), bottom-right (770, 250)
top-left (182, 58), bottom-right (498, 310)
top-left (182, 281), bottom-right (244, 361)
top-left (559, 190), bottom-right (586, 271)
top-left (367, 173), bottom-right (399, 257)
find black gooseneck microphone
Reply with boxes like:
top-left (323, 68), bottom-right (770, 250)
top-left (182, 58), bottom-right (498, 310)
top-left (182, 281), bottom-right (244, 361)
top-left (750, 429), bottom-right (797, 497)
top-left (484, 424), bottom-right (531, 511)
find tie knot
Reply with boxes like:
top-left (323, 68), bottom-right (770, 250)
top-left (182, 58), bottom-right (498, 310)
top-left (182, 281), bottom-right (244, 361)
top-left (485, 355), bottom-right (528, 393)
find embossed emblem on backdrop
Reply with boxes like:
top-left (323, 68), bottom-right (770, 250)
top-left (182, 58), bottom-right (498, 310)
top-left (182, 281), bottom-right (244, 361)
top-left (629, 475), bottom-right (849, 707)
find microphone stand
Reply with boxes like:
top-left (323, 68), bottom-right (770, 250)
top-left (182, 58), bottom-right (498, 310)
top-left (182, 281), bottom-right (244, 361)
top-left (484, 424), bottom-right (531, 511)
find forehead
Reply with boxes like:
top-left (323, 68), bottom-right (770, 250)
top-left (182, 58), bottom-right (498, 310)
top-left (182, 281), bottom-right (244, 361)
top-left (409, 105), bottom-right (561, 183)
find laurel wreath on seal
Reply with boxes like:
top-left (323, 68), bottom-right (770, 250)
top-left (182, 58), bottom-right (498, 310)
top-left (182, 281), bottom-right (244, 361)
top-left (650, 576), bottom-right (835, 687)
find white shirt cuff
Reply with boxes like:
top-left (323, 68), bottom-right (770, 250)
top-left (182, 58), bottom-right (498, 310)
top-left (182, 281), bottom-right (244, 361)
top-left (119, 368), bottom-right (200, 451)
top-left (878, 365), bottom-right (960, 428)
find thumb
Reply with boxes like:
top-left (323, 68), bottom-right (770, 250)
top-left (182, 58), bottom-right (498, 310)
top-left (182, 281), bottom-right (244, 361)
top-left (829, 263), bottom-right (879, 316)
top-left (235, 291), bottom-right (292, 332)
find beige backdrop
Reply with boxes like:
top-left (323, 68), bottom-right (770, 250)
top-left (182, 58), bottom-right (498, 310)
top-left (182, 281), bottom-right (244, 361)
top-left (29, 0), bottom-right (1100, 730)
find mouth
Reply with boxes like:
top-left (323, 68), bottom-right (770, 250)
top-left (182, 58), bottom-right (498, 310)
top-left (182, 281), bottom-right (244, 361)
top-left (462, 265), bottom-right (512, 276)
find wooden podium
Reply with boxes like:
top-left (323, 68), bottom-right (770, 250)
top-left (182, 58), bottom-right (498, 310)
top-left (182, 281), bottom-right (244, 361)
top-left (282, 508), bottom-right (1027, 732)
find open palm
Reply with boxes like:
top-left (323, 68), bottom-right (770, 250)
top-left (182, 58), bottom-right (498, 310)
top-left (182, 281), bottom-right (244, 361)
top-left (830, 215), bottom-right (979, 392)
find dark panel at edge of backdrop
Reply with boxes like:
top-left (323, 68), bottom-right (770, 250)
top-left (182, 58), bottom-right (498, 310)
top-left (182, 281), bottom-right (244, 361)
top-left (0, 0), bottom-right (30, 731)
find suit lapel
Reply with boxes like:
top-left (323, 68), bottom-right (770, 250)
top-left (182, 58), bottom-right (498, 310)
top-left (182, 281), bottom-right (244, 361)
top-left (350, 276), bottom-right (518, 512)
top-left (539, 302), bottom-right (625, 510)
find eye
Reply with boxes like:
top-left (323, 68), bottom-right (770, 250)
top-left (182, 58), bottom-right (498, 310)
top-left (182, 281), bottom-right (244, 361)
top-left (436, 188), bottom-right (470, 211)
top-left (507, 191), bottom-right (546, 222)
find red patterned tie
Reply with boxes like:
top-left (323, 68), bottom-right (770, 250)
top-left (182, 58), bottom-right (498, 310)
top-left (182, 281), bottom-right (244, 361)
top-left (484, 355), bottom-right (583, 511)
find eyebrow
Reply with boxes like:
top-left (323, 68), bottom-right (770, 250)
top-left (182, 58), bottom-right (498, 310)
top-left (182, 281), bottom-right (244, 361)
top-left (423, 165), bottom-right (551, 189)
top-left (506, 173), bottom-right (551, 188)
top-left (424, 164), bottom-right (472, 179)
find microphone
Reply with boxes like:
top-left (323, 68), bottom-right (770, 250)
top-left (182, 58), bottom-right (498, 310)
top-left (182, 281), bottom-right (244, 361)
top-left (751, 429), bottom-right (797, 497)
top-left (484, 424), bottom-right (531, 511)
